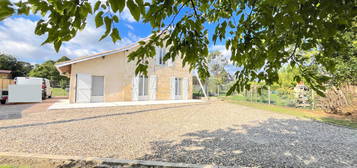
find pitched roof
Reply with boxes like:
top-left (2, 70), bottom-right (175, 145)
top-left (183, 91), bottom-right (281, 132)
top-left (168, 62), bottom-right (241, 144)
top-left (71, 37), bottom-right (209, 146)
top-left (0, 70), bottom-right (11, 74)
top-left (55, 35), bottom-right (152, 68)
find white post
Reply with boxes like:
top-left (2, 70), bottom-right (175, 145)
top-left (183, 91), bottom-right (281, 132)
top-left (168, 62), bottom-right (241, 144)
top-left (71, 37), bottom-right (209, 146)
top-left (268, 86), bottom-right (271, 105)
top-left (195, 71), bottom-right (208, 98)
top-left (311, 89), bottom-right (315, 110)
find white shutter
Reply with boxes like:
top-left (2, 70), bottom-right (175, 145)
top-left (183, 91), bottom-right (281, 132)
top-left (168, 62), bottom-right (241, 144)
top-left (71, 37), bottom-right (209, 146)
top-left (155, 47), bottom-right (160, 65)
top-left (76, 73), bottom-right (92, 103)
top-left (183, 77), bottom-right (189, 100)
top-left (149, 75), bottom-right (157, 100)
top-left (170, 77), bottom-right (176, 100)
top-left (167, 58), bottom-right (173, 67)
top-left (132, 76), bottom-right (139, 101)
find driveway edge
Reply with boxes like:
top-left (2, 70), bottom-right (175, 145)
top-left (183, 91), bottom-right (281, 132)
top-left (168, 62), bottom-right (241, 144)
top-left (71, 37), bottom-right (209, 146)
top-left (0, 152), bottom-right (232, 168)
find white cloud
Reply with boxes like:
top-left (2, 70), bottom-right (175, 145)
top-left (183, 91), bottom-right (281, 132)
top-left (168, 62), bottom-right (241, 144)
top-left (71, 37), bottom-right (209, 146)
top-left (125, 23), bottom-right (134, 30)
top-left (120, 8), bottom-right (136, 22)
top-left (0, 15), bottom-right (142, 63)
top-left (210, 45), bottom-right (232, 60)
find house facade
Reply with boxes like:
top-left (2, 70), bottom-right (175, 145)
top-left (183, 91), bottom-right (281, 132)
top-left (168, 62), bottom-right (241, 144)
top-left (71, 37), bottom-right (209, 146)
top-left (56, 42), bottom-right (192, 103)
top-left (0, 70), bottom-right (11, 79)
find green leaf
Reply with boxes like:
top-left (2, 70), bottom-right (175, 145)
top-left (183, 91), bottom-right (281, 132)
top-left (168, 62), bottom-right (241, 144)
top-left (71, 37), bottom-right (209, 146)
top-left (0, 0), bottom-right (15, 21)
top-left (95, 11), bottom-right (104, 28)
top-left (110, 28), bottom-right (121, 43)
top-left (118, 0), bottom-right (125, 12)
top-left (104, 16), bottom-right (112, 31)
top-left (127, 0), bottom-right (140, 21)
top-left (54, 40), bottom-right (62, 52)
top-left (99, 16), bottom-right (112, 41)
top-left (109, 0), bottom-right (119, 12)
top-left (112, 15), bottom-right (119, 22)
top-left (94, 1), bottom-right (101, 11)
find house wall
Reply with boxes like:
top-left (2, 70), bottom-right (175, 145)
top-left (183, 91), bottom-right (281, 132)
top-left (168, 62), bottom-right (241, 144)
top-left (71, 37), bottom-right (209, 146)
top-left (68, 46), bottom-right (192, 103)
top-left (0, 73), bottom-right (11, 79)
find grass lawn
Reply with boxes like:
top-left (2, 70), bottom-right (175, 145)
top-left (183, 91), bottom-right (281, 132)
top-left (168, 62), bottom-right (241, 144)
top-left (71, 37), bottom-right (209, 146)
top-left (224, 96), bottom-right (357, 129)
top-left (51, 88), bottom-right (68, 97)
top-left (0, 165), bottom-right (29, 168)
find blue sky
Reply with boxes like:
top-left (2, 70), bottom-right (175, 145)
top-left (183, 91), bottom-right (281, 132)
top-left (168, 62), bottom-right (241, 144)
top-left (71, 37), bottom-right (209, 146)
top-left (0, 7), bottom-right (236, 73)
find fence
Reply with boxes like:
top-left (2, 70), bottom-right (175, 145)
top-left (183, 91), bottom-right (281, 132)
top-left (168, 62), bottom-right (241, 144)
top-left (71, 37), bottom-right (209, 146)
top-left (193, 81), bottom-right (316, 109)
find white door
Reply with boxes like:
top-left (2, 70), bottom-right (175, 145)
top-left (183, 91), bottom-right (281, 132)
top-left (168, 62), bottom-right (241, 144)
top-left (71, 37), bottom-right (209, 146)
top-left (170, 77), bottom-right (176, 100)
top-left (149, 75), bottom-right (157, 100)
top-left (91, 76), bottom-right (104, 102)
top-left (183, 77), bottom-right (189, 100)
top-left (132, 76), bottom-right (139, 101)
top-left (138, 75), bottom-right (149, 101)
top-left (76, 73), bottom-right (92, 103)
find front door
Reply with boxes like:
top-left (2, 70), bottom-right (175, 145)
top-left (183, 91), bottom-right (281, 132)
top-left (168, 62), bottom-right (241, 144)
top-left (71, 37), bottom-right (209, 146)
top-left (76, 73), bottom-right (92, 103)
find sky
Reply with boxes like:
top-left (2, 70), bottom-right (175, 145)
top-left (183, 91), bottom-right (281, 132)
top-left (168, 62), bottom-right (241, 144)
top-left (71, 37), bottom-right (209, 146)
top-left (0, 4), bottom-right (236, 73)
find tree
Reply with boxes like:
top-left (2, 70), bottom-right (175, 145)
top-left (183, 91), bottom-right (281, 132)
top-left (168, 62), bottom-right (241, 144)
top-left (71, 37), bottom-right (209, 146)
top-left (29, 56), bottom-right (70, 88)
top-left (328, 27), bottom-right (357, 86)
top-left (314, 27), bottom-right (357, 114)
top-left (207, 51), bottom-right (230, 95)
top-left (57, 56), bottom-right (71, 63)
top-left (0, 53), bottom-right (33, 78)
top-left (1, 0), bottom-right (355, 95)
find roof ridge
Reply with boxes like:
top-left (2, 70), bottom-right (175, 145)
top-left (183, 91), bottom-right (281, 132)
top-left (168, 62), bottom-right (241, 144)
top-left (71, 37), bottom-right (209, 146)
top-left (55, 35), bottom-right (153, 67)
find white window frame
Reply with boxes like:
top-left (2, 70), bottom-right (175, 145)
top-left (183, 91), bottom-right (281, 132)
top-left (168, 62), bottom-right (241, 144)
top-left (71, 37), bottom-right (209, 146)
top-left (175, 77), bottom-right (183, 99)
top-left (157, 47), bottom-right (167, 65)
top-left (138, 75), bottom-right (149, 100)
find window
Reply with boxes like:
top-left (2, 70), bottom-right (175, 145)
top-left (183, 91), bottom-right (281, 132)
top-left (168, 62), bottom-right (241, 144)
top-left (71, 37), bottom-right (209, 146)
top-left (138, 75), bottom-right (148, 96)
top-left (157, 47), bottom-right (167, 65)
top-left (175, 78), bottom-right (182, 96)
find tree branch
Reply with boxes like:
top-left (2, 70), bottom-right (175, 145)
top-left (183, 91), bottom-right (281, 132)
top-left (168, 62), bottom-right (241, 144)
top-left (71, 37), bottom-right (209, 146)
top-left (190, 0), bottom-right (199, 18)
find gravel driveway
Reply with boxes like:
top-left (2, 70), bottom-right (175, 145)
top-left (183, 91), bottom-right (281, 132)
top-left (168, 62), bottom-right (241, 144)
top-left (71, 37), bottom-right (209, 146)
top-left (0, 101), bottom-right (356, 167)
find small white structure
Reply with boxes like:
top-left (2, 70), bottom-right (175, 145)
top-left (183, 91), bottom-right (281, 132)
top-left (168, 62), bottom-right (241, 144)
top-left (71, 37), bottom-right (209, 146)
top-left (8, 85), bottom-right (42, 103)
top-left (7, 77), bottom-right (52, 103)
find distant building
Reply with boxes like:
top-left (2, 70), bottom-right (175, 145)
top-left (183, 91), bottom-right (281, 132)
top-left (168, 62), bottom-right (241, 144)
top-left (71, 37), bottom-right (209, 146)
top-left (0, 70), bottom-right (11, 79)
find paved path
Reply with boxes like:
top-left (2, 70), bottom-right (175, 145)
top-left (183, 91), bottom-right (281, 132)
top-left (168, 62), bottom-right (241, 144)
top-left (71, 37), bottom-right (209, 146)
top-left (0, 101), bottom-right (356, 167)
top-left (48, 99), bottom-right (204, 110)
top-left (0, 98), bottom-right (58, 120)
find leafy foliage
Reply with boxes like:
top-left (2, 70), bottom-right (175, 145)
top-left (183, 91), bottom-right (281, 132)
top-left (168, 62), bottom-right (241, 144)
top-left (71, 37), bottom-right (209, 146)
top-left (206, 51), bottom-right (231, 95)
top-left (0, 53), bottom-right (33, 78)
top-left (29, 56), bottom-right (70, 88)
top-left (1, 0), bottom-right (355, 95)
top-left (327, 27), bottom-right (357, 86)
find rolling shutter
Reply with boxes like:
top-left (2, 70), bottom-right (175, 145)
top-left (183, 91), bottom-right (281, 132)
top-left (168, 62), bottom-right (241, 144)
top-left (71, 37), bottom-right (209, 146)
top-left (132, 76), bottom-right (139, 101)
top-left (167, 58), bottom-right (173, 67)
top-left (183, 77), bottom-right (189, 100)
top-left (149, 75), bottom-right (157, 100)
top-left (170, 77), bottom-right (176, 100)
top-left (155, 47), bottom-right (161, 65)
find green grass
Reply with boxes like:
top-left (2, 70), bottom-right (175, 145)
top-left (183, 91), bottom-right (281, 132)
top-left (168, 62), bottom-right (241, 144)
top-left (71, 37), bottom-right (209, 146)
top-left (228, 94), bottom-right (295, 107)
top-left (225, 96), bottom-right (357, 129)
top-left (0, 165), bottom-right (29, 168)
top-left (51, 88), bottom-right (68, 97)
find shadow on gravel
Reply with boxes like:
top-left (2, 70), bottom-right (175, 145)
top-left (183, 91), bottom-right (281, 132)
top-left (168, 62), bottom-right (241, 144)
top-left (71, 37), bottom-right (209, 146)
top-left (140, 118), bottom-right (357, 167)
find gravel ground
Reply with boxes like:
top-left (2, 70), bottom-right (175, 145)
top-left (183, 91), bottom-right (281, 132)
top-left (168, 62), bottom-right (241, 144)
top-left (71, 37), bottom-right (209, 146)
top-left (0, 100), bottom-right (356, 167)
